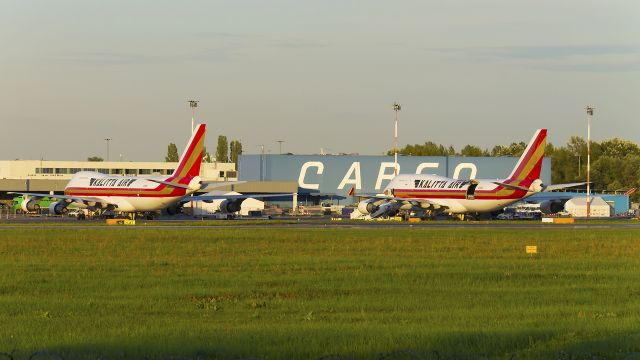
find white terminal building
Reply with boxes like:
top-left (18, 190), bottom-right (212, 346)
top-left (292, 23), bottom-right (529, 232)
top-left (0, 160), bottom-right (237, 192)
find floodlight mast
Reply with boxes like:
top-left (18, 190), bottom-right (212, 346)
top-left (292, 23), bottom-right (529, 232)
top-left (188, 100), bottom-right (199, 134)
top-left (586, 106), bottom-right (594, 218)
top-left (104, 138), bottom-right (112, 162)
top-left (393, 102), bottom-right (401, 176)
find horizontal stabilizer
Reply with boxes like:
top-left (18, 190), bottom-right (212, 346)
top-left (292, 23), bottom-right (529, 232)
top-left (147, 179), bottom-right (190, 189)
top-left (492, 181), bottom-right (530, 192)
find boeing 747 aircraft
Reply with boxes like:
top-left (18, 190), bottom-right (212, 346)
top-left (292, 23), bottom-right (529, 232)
top-left (12, 124), bottom-right (287, 218)
top-left (354, 129), bottom-right (584, 219)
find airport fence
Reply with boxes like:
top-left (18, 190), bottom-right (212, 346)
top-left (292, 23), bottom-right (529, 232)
top-left (0, 207), bottom-right (68, 221)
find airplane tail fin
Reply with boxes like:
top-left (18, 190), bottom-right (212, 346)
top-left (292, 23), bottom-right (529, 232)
top-left (172, 124), bottom-right (206, 178)
top-left (507, 129), bottom-right (547, 181)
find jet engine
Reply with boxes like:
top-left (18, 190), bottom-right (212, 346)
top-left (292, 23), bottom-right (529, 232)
top-left (21, 199), bottom-right (40, 212)
top-left (539, 200), bottom-right (565, 214)
top-left (218, 199), bottom-right (243, 214)
top-left (48, 201), bottom-right (69, 215)
top-left (529, 179), bottom-right (545, 193)
top-left (357, 199), bottom-right (379, 215)
top-left (372, 201), bottom-right (401, 218)
top-left (164, 204), bottom-right (183, 215)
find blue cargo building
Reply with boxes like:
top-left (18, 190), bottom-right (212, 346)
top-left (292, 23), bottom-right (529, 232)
top-left (239, 154), bottom-right (550, 200)
top-left (238, 154), bottom-right (629, 214)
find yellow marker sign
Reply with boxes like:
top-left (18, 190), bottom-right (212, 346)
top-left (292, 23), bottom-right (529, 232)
top-left (526, 246), bottom-right (537, 254)
top-left (106, 219), bottom-right (136, 225)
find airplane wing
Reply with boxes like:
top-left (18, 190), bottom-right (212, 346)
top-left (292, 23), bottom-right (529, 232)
top-left (354, 193), bottom-right (449, 209)
top-left (491, 181), bottom-right (589, 192)
top-left (188, 193), bottom-right (291, 201)
top-left (544, 182), bottom-right (589, 192)
top-left (146, 180), bottom-right (247, 190)
top-left (8, 192), bottom-right (117, 207)
top-left (199, 181), bottom-right (247, 191)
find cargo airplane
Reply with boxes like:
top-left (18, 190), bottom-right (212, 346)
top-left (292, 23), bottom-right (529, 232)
top-left (12, 124), bottom-right (287, 218)
top-left (354, 129), bottom-right (584, 219)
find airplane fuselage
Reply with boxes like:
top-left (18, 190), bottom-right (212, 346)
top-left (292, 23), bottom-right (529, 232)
top-left (64, 171), bottom-right (199, 212)
top-left (384, 174), bottom-right (539, 213)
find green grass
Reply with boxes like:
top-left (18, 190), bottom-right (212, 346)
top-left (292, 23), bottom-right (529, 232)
top-left (0, 227), bottom-right (639, 359)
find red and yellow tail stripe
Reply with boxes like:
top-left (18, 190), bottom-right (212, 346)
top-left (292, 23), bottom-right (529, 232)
top-left (507, 128), bottom-right (546, 181)
top-left (169, 124), bottom-right (206, 180)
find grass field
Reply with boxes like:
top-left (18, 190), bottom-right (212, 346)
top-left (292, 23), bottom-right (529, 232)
top-left (0, 226), bottom-right (639, 359)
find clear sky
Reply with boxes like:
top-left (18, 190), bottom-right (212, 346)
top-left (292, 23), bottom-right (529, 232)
top-left (1, 0), bottom-right (638, 161)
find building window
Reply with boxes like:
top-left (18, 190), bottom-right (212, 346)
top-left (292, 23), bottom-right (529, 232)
top-left (139, 169), bottom-right (151, 175)
top-left (125, 169), bottom-right (137, 175)
top-left (111, 169), bottom-right (123, 175)
top-left (166, 169), bottom-right (175, 175)
top-left (35, 168), bottom-right (41, 174)
top-left (69, 168), bottom-right (81, 174)
top-left (83, 168), bottom-right (96, 172)
top-left (226, 171), bottom-right (237, 178)
top-left (219, 171), bottom-right (225, 177)
top-left (55, 168), bottom-right (68, 174)
top-left (152, 169), bottom-right (163, 174)
top-left (97, 169), bottom-right (109, 174)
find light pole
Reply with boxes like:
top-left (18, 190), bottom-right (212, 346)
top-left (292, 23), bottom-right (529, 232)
top-left (277, 140), bottom-right (284, 154)
top-left (188, 100), bottom-right (199, 134)
top-left (586, 106), bottom-right (594, 218)
top-left (393, 102), bottom-right (401, 175)
top-left (104, 138), bottom-right (112, 161)
top-left (258, 145), bottom-right (265, 181)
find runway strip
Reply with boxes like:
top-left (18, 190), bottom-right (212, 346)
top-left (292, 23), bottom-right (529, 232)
top-left (1, 221), bottom-right (640, 230)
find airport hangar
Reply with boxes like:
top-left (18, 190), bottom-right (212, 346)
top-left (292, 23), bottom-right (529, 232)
top-left (0, 156), bottom-right (630, 215)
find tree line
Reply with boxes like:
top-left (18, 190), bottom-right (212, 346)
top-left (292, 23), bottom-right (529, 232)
top-left (165, 135), bottom-right (242, 164)
top-left (389, 136), bottom-right (640, 201)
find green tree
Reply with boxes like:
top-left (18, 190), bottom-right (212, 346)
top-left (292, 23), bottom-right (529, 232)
top-left (491, 142), bottom-right (526, 157)
top-left (460, 145), bottom-right (487, 157)
top-left (549, 147), bottom-right (581, 184)
top-left (230, 140), bottom-right (243, 164)
top-left (600, 138), bottom-right (640, 158)
top-left (202, 146), bottom-right (213, 163)
top-left (87, 156), bottom-right (103, 162)
top-left (216, 135), bottom-right (229, 162)
top-left (566, 136), bottom-right (587, 157)
top-left (392, 141), bottom-right (456, 156)
top-left (165, 143), bottom-right (179, 162)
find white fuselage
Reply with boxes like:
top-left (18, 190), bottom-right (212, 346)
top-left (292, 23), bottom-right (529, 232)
top-left (64, 171), bottom-right (198, 212)
top-left (384, 174), bottom-right (539, 214)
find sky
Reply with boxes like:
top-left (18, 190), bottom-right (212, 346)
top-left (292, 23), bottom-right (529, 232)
top-left (1, 0), bottom-right (639, 161)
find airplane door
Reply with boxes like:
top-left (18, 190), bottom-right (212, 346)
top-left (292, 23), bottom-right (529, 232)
top-left (466, 182), bottom-right (478, 200)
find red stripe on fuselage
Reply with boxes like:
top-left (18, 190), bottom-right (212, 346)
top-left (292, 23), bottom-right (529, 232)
top-left (393, 183), bottom-right (531, 200)
top-left (64, 176), bottom-right (194, 197)
top-left (64, 190), bottom-right (188, 198)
